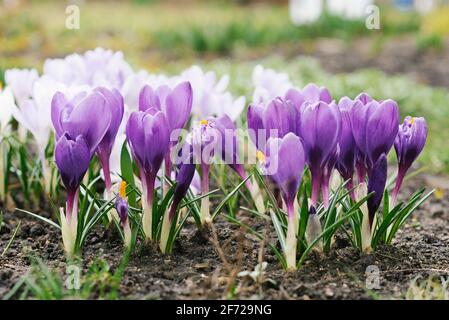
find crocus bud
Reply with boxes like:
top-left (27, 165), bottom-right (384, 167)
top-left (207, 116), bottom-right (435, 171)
top-left (351, 99), bottom-right (399, 175)
top-left (265, 132), bottom-right (305, 270)
top-left (55, 134), bottom-right (90, 216)
top-left (247, 103), bottom-right (265, 150)
top-left (161, 81), bottom-right (193, 132)
top-left (215, 114), bottom-right (265, 213)
top-left (139, 81), bottom-right (193, 174)
top-left (52, 91), bottom-right (112, 157)
top-left (367, 153), bottom-right (387, 226)
top-left (173, 159), bottom-right (196, 212)
top-left (263, 98), bottom-right (300, 139)
top-left (214, 114), bottom-right (244, 178)
top-left (300, 101), bottom-right (341, 206)
top-left (126, 108), bottom-right (170, 240)
top-left (160, 159), bottom-right (196, 253)
top-left (116, 181), bottom-right (131, 250)
top-left (247, 97), bottom-right (301, 152)
top-left (392, 116), bottom-right (428, 204)
top-left (285, 83), bottom-right (332, 114)
top-left (94, 87), bottom-right (125, 193)
top-left (336, 97), bottom-right (360, 198)
top-left (188, 119), bottom-right (220, 225)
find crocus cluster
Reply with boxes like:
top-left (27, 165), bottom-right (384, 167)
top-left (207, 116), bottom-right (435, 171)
top-left (248, 86), bottom-right (427, 256)
top-left (2, 49), bottom-right (429, 263)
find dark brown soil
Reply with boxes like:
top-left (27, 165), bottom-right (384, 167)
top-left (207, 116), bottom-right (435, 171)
top-left (1, 173), bottom-right (448, 300)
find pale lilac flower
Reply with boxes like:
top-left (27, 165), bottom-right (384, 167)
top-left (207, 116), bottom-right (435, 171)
top-left (178, 65), bottom-right (245, 121)
top-left (252, 65), bottom-right (292, 104)
top-left (43, 47), bottom-right (133, 90)
top-left (5, 68), bottom-right (39, 107)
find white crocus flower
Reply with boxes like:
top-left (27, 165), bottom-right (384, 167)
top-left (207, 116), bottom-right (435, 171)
top-left (289, 0), bottom-right (323, 25)
top-left (5, 68), bottom-right (40, 140)
top-left (179, 65), bottom-right (245, 121)
top-left (327, 0), bottom-right (373, 19)
top-left (252, 65), bottom-right (292, 104)
top-left (5, 68), bottom-right (39, 107)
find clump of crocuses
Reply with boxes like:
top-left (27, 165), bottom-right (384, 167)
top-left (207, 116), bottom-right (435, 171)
top-left (8, 51), bottom-right (430, 269)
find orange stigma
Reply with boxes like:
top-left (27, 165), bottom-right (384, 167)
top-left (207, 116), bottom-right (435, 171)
top-left (119, 181), bottom-right (127, 198)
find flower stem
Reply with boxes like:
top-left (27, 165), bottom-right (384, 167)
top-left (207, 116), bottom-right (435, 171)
top-left (358, 182), bottom-right (372, 252)
top-left (200, 163), bottom-right (211, 225)
top-left (141, 172), bottom-right (155, 241)
top-left (285, 202), bottom-right (297, 271)
top-left (66, 188), bottom-right (79, 219)
top-left (391, 167), bottom-right (406, 208)
top-left (159, 202), bottom-right (178, 253)
top-left (310, 172), bottom-right (321, 207)
top-left (122, 218), bottom-right (132, 251)
top-left (62, 188), bottom-right (79, 257)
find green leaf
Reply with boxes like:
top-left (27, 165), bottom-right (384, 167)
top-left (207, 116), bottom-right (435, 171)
top-left (120, 141), bottom-right (136, 207)
top-left (16, 208), bottom-right (61, 230)
top-left (211, 174), bottom-right (251, 220)
top-left (270, 209), bottom-right (286, 254)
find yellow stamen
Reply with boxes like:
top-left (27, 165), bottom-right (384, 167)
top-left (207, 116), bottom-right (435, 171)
top-left (119, 181), bottom-right (127, 198)
top-left (256, 150), bottom-right (266, 164)
top-left (0, 81), bottom-right (3, 91)
top-left (410, 117), bottom-right (415, 125)
top-left (200, 119), bottom-right (209, 126)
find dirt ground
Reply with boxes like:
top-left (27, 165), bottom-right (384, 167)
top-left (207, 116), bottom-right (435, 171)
top-left (292, 36), bottom-right (449, 89)
top-left (2, 35), bottom-right (449, 300)
top-left (1, 173), bottom-right (448, 300)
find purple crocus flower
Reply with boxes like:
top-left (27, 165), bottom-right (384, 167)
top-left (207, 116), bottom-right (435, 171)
top-left (351, 99), bottom-right (400, 177)
top-left (284, 83), bottom-right (332, 113)
top-left (54, 135), bottom-right (90, 216)
top-left (367, 153), bottom-right (387, 227)
top-left (214, 114), bottom-right (266, 213)
top-left (116, 181), bottom-right (131, 249)
top-left (170, 157), bottom-right (196, 224)
top-left (213, 114), bottom-right (246, 180)
top-left (247, 103), bottom-right (265, 150)
top-left (139, 82), bottom-right (193, 175)
top-left (265, 132), bottom-right (305, 270)
top-left (266, 133), bottom-right (305, 210)
top-left (160, 157), bottom-right (196, 253)
top-left (392, 116), bottom-right (428, 204)
top-left (126, 108), bottom-right (170, 240)
top-left (247, 98), bottom-right (300, 151)
top-left (94, 87), bottom-right (124, 194)
top-left (335, 97), bottom-right (361, 198)
top-left (188, 119), bottom-right (220, 225)
top-left (52, 91), bottom-right (112, 218)
top-left (300, 101), bottom-right (341, 207)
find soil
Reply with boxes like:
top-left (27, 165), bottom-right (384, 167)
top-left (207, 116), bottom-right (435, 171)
top-left (1, 173), bottom-right (448, 300)
top-left (283, 35), bottom-right (449, 89)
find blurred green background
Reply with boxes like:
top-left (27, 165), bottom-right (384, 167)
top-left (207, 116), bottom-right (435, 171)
top-left (1, 0), bottom-right (449, 173)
